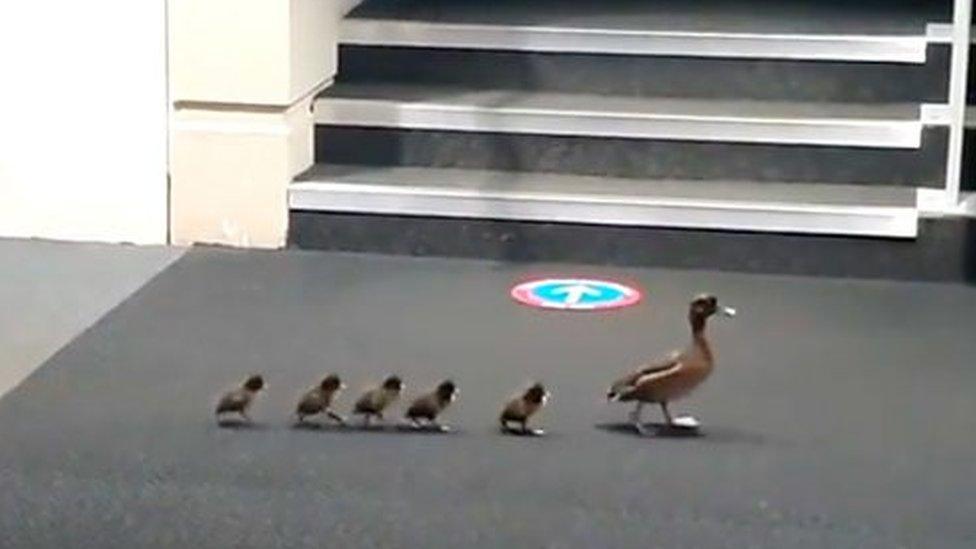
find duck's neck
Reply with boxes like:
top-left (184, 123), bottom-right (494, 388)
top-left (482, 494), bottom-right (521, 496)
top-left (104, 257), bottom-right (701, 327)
top-left (689, 314), bottom-right (713, 359)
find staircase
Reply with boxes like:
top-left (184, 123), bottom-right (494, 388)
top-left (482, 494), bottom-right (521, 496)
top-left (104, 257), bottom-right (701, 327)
top-left (289, 0), bottom-right (976, 280)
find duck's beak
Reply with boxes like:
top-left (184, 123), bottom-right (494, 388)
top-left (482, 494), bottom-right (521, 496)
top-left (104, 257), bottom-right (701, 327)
top-left (720, 306), bottom-right (737, 317)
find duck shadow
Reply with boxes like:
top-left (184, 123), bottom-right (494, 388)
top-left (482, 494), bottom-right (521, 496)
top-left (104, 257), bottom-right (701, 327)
top-left (216, 419), bottom-right (269, 431)
top-left (596, 422), bottom-right (768, 445)
top-left (499, 426), bottom-right (549, 438)
top-left (292, 422), bottom-right (461, 436)
top-left (596, 422), bottom-right (701, 439)
top-left (290, 421), bottom-right (348, 432)
top-left (392, 424), bottom-right (460, 436)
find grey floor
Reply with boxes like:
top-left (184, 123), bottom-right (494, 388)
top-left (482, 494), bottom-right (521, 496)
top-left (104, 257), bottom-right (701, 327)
top-left (1, 247), bottom-right (974, 548)
top-left (0, 239), bottom-right (184, 399)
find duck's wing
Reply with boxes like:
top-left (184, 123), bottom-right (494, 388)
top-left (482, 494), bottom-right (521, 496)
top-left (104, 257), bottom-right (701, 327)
top-left (353, 390), bottom-right (378, 413)
top-left (216, 389), bottom-right (249, 413)
top-left (616, 361), bottom-right (686, 402)
top-left (608, 351), bottom-right (681, 399)
top-left (407, 394), bottom-right (437, 419)
top-left (296, 389), bottom-right (323, 414)
top-left (500, 397), bottom-right (525, 422)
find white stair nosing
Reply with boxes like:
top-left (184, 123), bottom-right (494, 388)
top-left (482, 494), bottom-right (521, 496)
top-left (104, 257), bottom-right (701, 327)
top-left (964, 105), bottom-right (976, 128)
top-left (921, 103), bottom-right (953, 126)
top-left (917, 188), bottom-right (976, 217)
top-left (926, 23), bottom-right (954, 44)
top-left (290, 175), bottom-right (918, 239)
top-left (293, 180), bottom-right (910, 216)
top-left (341, 19), bottom-right (931, 63)
top-left (316, 96), bottom-right (923, 149)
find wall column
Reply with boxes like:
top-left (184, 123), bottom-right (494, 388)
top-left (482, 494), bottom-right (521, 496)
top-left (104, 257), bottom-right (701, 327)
top-left (168, 0), bottom-right (340, 248)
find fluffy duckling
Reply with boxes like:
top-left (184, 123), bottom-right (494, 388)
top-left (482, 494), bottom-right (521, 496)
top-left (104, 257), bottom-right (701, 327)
top-left (295, 374), bottom-right (346, 426)
top-left (405, 380), bottom-right (458, 431)
top-left (353, 375), bottom-right (404, 428)
top-left (607, 294), bottom-right (735, 435)
top-left (500, 382), bottom-right (550, 435)
top-left (215, 375), bottom-right (265, 423)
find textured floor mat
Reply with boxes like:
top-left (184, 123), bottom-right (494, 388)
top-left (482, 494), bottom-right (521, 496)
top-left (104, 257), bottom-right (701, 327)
top-left (1, 248), bottom-right (974, 548)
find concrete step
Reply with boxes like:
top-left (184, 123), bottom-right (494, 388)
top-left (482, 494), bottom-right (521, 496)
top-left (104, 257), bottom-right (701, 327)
top-left (316, 84), bottom-right (937, 149)
top-left (290, 164), bottom-right (919, 238)
top-left (338, 44), bottom-right (950, 104)
top-left (344, 0), bottom-right (950, 63)
top-left (314, 122), bottom-right (947, 188)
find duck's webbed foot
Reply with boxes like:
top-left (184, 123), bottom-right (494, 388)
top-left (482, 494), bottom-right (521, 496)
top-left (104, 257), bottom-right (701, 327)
top-left (630, 402), bottom-right (648, 436)
top-left (327, 410), bottom-right (346, 426)
top-left (672, 415), bottom-right (700, 429)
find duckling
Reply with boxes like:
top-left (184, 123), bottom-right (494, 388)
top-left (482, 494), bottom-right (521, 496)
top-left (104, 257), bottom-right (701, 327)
top-left (295, 374), bottom-right (346, 426)
top-left (352, 375), bottom-right (404, 428)
top-left (405, 380), bottom-right (458, 431)
top-left (607, 294), bottom-right (735, 435)
top-left (500, 382), bottom-right (550, 436)
top-left (215, 375), bottom-right (265, 423)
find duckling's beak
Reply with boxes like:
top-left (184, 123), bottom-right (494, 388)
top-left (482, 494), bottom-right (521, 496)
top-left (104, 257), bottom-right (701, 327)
top-left (721, 306), bottom-right (737, 317)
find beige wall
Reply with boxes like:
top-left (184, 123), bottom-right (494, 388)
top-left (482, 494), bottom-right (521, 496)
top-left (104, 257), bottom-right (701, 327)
top-left (169, 0), bottom-right (340, 107)
top-left (169, 0), bottom-right (358, 248)
top-left (0, 0), bottom-right (361, 246)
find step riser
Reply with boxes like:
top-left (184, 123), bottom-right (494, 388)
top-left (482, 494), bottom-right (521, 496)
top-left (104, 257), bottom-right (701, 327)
top-left (288, 213), bottom-right (976, 283)
top-left (967, 44), bottom-right (976, 103)
top-left (315, 126), bottom-right (948, 187)
top-left (962, 129), bottom-right (976, 192)
top-left (339, 45), bottom-right (950, 104)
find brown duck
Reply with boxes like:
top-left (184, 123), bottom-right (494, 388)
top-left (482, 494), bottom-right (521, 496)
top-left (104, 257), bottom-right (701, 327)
top-left (405, 380), bottom-right (458, 431)
top-left (215, 375), bottom-right (265, 423)
top-left (352, 375), bottom-right (404, 427)
top-left (607, 295), bottom-right (735, 435)
top-left (500, 382), bottom-right (550, 435)
top-left (295, 374), bottom-right (346, 425)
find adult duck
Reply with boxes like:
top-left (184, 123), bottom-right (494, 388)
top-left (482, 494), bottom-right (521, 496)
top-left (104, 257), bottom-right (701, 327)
top-left (607, 294), bottom-right (735, 435)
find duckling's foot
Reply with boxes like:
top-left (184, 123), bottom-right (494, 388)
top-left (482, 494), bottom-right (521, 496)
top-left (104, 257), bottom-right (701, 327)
top-left (327, 411), bottom-right (347, 426)
top-left (521, 427), bottom-right (545, 437)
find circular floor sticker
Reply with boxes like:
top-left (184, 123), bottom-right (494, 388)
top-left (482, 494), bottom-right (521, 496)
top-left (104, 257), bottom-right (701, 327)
top-left (510, 278), bottom-right (642, 311)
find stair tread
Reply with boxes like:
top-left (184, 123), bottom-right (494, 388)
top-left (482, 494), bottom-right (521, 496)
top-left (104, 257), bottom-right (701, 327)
top-left (320, 83), bottom-right (922, 123)
top-left (294, 164), bottom-right (917, 210)
top-left (348, 0), bottom-right (945, 36)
